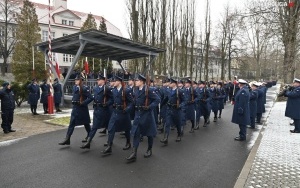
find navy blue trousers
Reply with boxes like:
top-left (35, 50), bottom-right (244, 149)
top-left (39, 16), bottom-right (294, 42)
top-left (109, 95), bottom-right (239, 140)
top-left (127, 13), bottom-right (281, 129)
top-left (239, 124), bottom-right (247, 139)
top-left (294, 119), bottom-right (300, 132)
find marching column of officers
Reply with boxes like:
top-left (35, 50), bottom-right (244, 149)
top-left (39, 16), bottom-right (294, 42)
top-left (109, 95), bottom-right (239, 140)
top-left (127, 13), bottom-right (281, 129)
top-left (57, 72), bottom-right (275, 162)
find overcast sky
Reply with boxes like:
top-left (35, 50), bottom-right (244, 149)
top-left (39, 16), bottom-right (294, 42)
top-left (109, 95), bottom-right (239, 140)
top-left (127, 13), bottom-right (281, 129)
top-left (30, 0), bottom-right (242, 38)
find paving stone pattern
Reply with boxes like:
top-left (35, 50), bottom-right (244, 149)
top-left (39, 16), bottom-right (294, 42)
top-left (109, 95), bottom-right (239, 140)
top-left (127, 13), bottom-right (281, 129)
top-left (245, 102), bottom-right (300, 188)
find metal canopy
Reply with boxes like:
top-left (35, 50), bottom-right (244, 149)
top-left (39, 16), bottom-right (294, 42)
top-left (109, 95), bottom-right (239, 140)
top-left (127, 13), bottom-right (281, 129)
top-left (36, 29), bottom-right (165, 61)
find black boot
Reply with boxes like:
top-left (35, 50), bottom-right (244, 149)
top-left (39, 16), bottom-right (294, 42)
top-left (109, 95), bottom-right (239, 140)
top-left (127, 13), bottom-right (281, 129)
top-left (194, 122), bottom-right (199, 130)
top-left (144, 148), bottom-right (152, 158)
top-left (213, 117), bottom-right (217, 122)
top-left (82, 136), bottom-right (88, 143)
top-left (123, 141), bottom-right (131, 150)
top-left (58, 136), bottom-right (70, 145)
top-left (99, 128), bottom-right (107, 134)
top-left (160, 133), bottom-right (168, 145)
top-left (102, 146), bottom-right (112, 155)
top-left (126, 148), bottom-right (137, 162)
top-left (175, 133), bottom-right (181, 142)
top-left (80, 138), bottom-right (91, 149)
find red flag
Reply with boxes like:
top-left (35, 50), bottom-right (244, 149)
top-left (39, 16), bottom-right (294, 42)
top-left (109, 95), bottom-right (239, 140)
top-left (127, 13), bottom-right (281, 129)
top-left (55, 62), bottom-right (61, 78)
top-left (84, 60), bottom-right (89, 74)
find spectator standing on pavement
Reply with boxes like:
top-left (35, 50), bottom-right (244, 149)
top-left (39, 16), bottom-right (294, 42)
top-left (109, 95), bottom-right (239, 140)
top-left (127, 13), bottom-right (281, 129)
top-left (40, 79), bottom-right (50, 114)
top-left (248, 82), bottom-right (259, 129)
top-left (58, 74), bottom-right (93, 146)
top-left (0, 82), bottom-right (16, 134)
top-left (279, 78), bottom-right (300, 133)
top-left (231, 79), bottom-right (250, 141)
top-left (53, 78), bottom-right (62, 112)
top-left (27, 78), bottom-right (40, 115)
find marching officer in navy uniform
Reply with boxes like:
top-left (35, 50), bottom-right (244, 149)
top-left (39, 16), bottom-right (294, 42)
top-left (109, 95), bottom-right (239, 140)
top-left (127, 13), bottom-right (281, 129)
top-left (53, 78), bottom-right (62, 112)
top-left (278, 78), bottom-right (300, 133)
top-left (231, 79), bottom-right (250, 141)
top-left (127, 74), bottom-right (136, 121)
top-left (160, 78), bottom-right (186, 145)
top-left (158, 78), bottom-right (170, 133)
top-left (80, 74), bottom-right (113, 149)
top-left (248, 82), bottom-right (259, 129)
top-left (198, 81), bottom-right (211, 127)
top-left (126, 74), bottom-right (160, 162)
top-left (210, 81), bottom-right (220, 122)
top-left (40, 79), bottom-right (50, 114)
top-left (102, 75), bottom-right (133, 155)
top-left (217, 82), bottom-right (226, 118)
top-left (58, 74), bottom-right (93, 145)
top-left (256, 83), bottom-right (265, 124)
top-left (0, 82), bottom-right (16, 134)
top-left (27, 78), bottom-right (40, 115)
top-left (184, 79), bottom-right (199, 133)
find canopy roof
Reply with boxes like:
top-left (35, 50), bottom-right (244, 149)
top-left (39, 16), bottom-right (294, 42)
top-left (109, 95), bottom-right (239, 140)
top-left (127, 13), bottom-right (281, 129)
top-left (36, 29), bottom-right (165, 61)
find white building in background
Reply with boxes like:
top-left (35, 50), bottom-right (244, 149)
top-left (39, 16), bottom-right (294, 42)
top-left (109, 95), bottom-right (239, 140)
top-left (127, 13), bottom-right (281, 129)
top-left (0, 0), bottom-right (123, 74)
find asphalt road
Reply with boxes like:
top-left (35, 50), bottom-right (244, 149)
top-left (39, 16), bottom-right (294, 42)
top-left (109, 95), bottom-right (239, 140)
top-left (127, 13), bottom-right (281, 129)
top-left (0, 87), bottom-right (277, 188)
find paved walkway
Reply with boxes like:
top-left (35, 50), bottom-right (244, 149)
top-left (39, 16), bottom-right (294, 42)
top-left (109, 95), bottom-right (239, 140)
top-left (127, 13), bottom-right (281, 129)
top-left (237, 99), bottom-right (300, 187)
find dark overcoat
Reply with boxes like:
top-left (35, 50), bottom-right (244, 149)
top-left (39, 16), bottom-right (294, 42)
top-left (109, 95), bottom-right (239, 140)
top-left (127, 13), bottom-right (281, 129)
top-left (27, 83), bottom-right (40, 105)
top-left (92, 85), bottom-right (113, 129)
top-left (249, 89), bottom-right (258, 118)
top-left (166, 88), bottom-right (186, 128)
top-left (40, 83), bottom-right (50, 104)
top-left (284, 86), bottom-right (300, 120)
top-left (218, 87), bottom-right (226, 110)
top-left (53, 82), bottom-right (62, 104)
top-left (70, 85), bottom-right (93, 125)
top-left (231, 86), bottom-right (250, 125)
top-left (184, 87), bottom-right (198, 121)
top-left (131, 86), bottom-right (160, 137)
top-left (210, 87), bottom-right (220, 112)
top-left (198, 87), bottom-right (211, 117)
top-left (0, 88), bottom-right (15, 110)
top-left (256, 88), bottom-right (265, 113)
top-left (107, 87), bottom-right (133, 132)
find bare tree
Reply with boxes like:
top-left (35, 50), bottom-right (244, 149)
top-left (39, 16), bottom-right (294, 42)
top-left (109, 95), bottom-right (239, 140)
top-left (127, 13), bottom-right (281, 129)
top-left (0, 0), bottom-right (18, 76)
top-left (204, 0), bottom-right (211, 81)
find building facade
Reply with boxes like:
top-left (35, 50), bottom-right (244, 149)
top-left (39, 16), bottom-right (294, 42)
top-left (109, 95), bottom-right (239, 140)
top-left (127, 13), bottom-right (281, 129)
top-left (0, 0), bottom-right (123, 75)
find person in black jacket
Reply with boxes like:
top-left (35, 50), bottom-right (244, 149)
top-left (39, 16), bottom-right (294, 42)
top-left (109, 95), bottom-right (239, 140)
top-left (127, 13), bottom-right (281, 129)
top-left (0, 82), bottom-right (16, 134)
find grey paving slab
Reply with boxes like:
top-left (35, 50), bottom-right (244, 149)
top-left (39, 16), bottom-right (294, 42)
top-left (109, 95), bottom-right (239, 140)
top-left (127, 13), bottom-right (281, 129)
top-left (244, 101), bottom-right (300, 188)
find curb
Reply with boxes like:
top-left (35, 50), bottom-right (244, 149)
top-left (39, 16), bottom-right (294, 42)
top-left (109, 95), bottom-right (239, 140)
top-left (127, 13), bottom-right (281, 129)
top-left (234, 87), bottom-right (279, 188)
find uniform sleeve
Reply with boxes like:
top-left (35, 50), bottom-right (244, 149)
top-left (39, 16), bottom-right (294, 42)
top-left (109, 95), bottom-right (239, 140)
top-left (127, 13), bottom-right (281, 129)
top-left (285, 88), bottom-right (300, 98)
top-left (237, 90), bottom-right (248, 114)
top-left (149, 88), bottom-right (161, 110)
top-left (125, 89), bottom-right (133, 112)
top-left (81, 87), bottom-right (93, 106)
top-left (105, 86), bottom-right (113, 106)
top-left (179, 90), bottom-right (187, 108)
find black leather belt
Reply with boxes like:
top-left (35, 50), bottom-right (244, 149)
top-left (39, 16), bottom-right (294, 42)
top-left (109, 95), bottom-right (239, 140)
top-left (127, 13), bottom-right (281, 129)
top-left (72, 101), bottom-right (80, 105)
top-left (93, 103), bottom-right (107, 108)
top-left (167, 103), bottom-right (178, 109)
top-left (113, 105), bottom-right (124, 110)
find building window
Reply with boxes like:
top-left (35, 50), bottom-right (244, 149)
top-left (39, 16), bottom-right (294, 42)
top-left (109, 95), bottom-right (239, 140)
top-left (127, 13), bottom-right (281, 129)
top-left (63, 33), bottom-right (68, 37)
top-left (62, 19), bottom-right (67, 25)
top-left (69, 21), bottom-right (74, 26)
top-left (69, 55), bottom-right (73, 62)
top-left (63, 54), bottom-right (68, 62)
top-left (42, 31), bottom-right (55, 42)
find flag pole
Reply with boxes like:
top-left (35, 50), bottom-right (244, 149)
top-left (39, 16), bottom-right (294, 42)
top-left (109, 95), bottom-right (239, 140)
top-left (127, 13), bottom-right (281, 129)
top-left (32, 46), bottom-right (35, 77)
top-left (47, 0), bottom-right (54, 114)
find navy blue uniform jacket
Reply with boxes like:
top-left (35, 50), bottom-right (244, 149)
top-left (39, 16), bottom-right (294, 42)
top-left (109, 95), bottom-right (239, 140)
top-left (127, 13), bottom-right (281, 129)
top-left (131, 86), bottom-right (160, 137)
top-left (108, 87), bottom-right (133, 132)
top-left (231, 86), bottom-right (250, 125)
top-left (285, 86), bottom-right (300, 120)
top-left (27, 83), bottom-right (40, 105)
top-left (70, 85), bottom-right (93, 125)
